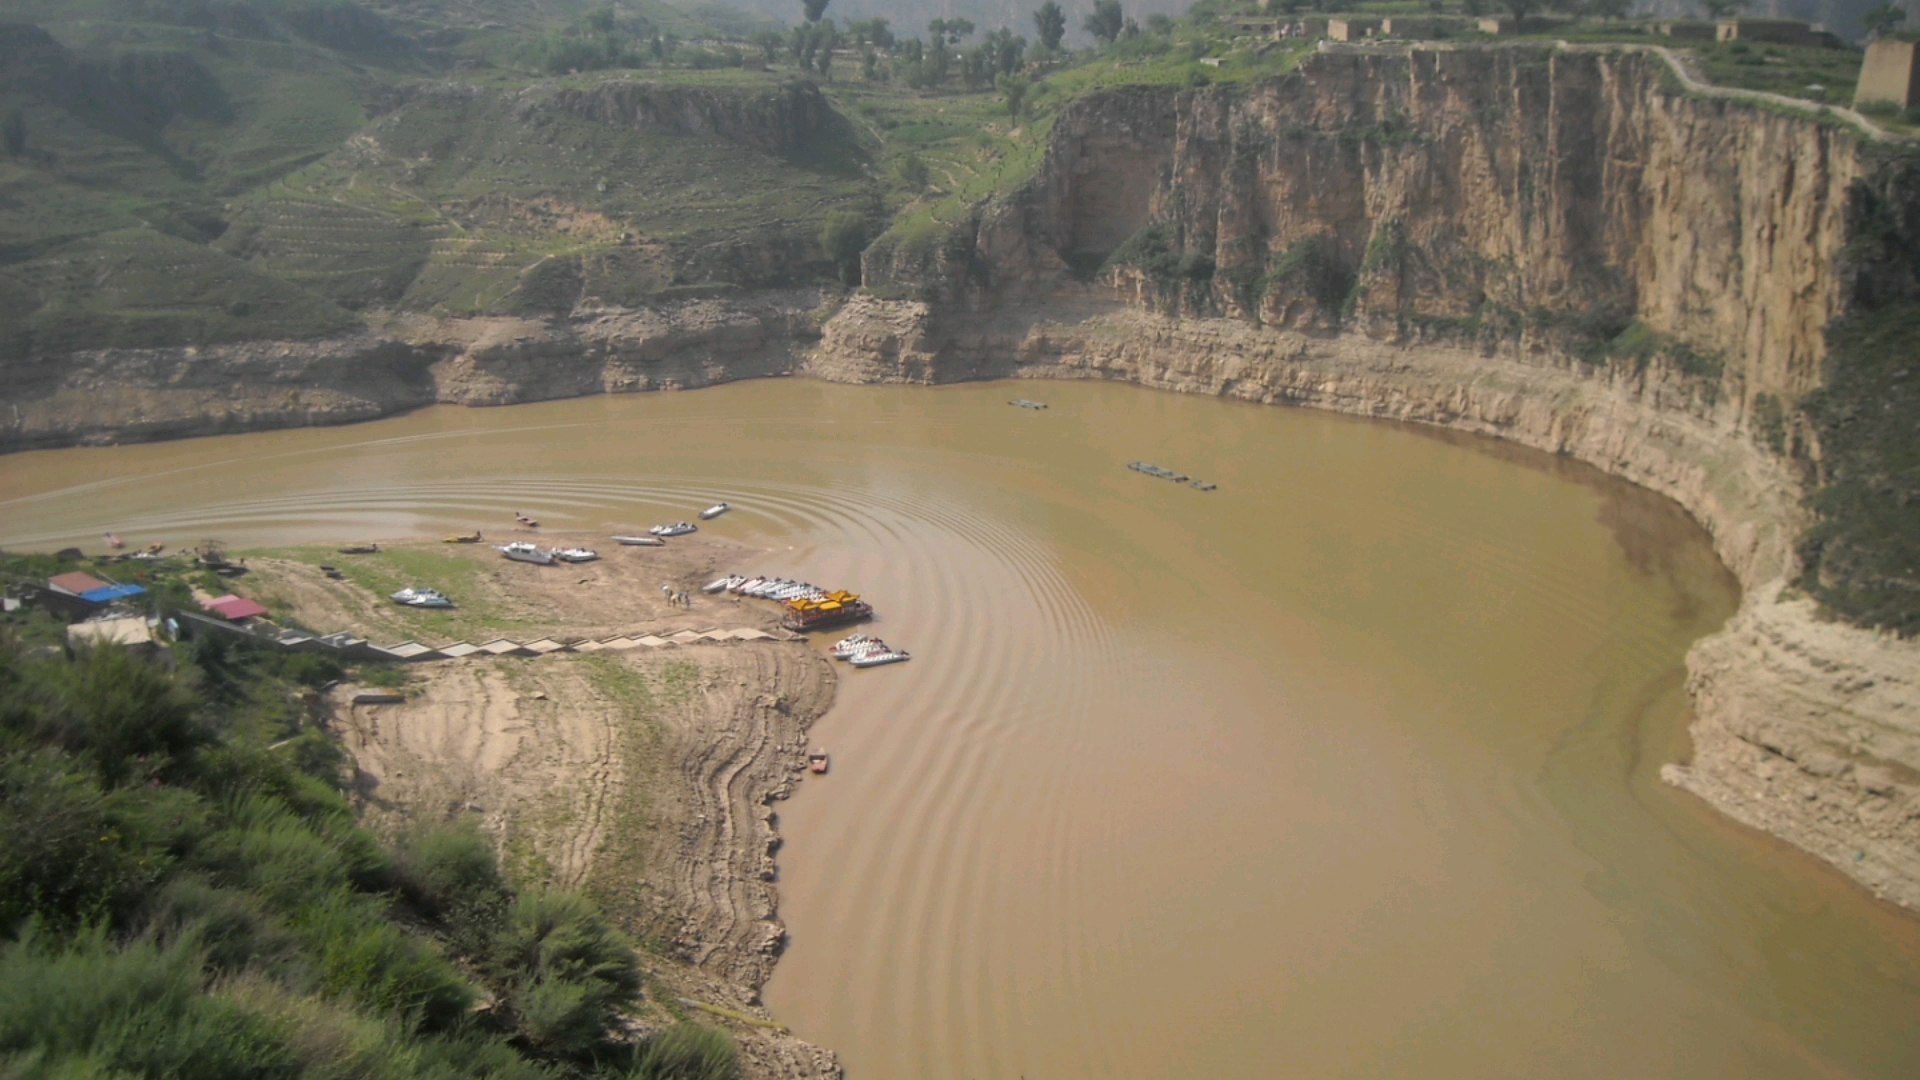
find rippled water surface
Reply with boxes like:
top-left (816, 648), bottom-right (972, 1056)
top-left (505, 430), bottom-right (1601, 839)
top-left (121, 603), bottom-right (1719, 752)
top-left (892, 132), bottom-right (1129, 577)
top-left (6, 380), bottom-right (1920, 1079)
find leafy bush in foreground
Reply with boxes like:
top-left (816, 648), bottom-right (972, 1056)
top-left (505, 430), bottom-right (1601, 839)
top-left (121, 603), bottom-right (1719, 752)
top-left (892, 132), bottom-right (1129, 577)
top-left (0, 605), bottom-right (739, 1079)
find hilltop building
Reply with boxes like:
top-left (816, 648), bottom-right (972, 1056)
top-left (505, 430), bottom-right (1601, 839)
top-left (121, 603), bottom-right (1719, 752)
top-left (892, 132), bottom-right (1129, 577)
top-left (1328, 17), bottom-right (1379, 40)
top-left (1654, 20), bottom-right (1717, 39)
top-left (1716, 17), bottom-right (1821, 45)
top-left (46, 570), bottom-right (145, 605)
top-left (1856, 38), bottom-right (1920, 110)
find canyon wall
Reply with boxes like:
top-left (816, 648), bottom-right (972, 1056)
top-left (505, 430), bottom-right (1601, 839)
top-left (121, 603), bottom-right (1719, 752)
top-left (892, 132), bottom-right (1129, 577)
top-left (0, 290), bottom-right (831, 451)
top-left (828, 46), bottom-right (1920, 908)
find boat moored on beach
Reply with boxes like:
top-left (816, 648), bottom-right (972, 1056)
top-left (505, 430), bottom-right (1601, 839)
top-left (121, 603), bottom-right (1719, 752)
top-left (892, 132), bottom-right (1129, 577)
top-left (699, 503), bottom-right (730, 520)
top-left (830, 633), bottom-right (882, 659)
top-left (552, 547), bottom-right (599, 563)
top-left (390, 587), bottom-right (454, 609)
top-left (497, 542), bottom-right (555, 565)
top-left (650, 522), bottom-right (698, 537)
top-left (443, 532), bottom-right (482, 544)
top-left (848, 649), bottom-right (909, 668)
top-left (613, 535), bottom-right (666, 546)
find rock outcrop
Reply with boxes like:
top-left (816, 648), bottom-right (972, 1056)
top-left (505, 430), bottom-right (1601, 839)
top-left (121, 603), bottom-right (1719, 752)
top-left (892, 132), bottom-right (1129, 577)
top-left (0, 291), bottom-right (833, 452)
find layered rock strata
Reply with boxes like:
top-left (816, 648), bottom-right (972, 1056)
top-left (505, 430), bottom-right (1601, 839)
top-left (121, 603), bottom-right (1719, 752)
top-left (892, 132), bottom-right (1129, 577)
top-left (0, 291), bottom-right (831, 452)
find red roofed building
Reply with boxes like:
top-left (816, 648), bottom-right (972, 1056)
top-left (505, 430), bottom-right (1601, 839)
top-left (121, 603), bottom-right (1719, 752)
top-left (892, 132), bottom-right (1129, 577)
top-left (48, 571), bottom-right (110, 597)
top-left (202, 595), bottom-right (269, 621)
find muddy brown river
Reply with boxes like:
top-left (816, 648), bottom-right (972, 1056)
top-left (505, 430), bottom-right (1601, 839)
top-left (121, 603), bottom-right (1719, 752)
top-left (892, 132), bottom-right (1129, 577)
top-left (5, 379), bottom-right (1920, 1079)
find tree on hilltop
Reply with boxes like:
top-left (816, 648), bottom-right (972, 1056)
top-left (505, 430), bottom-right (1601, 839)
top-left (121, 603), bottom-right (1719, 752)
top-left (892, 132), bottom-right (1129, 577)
top-left (754, 28), bottom-right (785, 64)
top-left (1862, 2), bottom-right (1906, 37)
top-left (1084, 0), bottom-right (1124, 44)
top-left (929, 18), bottom-right (976, 44)
top-left (1697, 0), bottom-right (1747, 20)
top-left (999, 73), bottom-right (1030, 120)
top-left (803, 0), bottom-right (830, 24)
top-left (820, 211), bottom-right (866, 285)
top-left (1034, 1), bottom-right (1066, 52)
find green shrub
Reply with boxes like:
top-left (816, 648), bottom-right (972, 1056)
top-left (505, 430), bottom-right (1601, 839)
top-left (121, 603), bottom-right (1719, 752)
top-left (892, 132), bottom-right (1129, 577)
top-left (0, 927), bottom-right (296, 1080)
top-left (630, 1022), bottom-right (741, 1080)
top-left (488, 891), bottom-right (641, 1056)
top-left (298, 891), bottom-right (476, 1033)
top-left (819, 211), bottom-right (868, 286)
top-left (1259, 234), bottom-right (1353, 314)
top-left (1103, 223), bottom-right (1181, 281)
top-left (0, 750), bottom-right (197, 935)
top-left (395, 821), bottom-right (508, 919)
top-left (15, 643), bottom-right (209, 788)
top-left (142, 876), bottom-right (304, 981)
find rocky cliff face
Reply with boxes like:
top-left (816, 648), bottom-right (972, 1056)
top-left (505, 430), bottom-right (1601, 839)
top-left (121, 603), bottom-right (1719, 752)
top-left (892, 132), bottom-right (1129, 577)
top-left (874, 48), bottom-right (1863, 414)
top-left (0, 290), bottom-right (832, 452)
top-left (831, 46), bottom-right (1920, 908)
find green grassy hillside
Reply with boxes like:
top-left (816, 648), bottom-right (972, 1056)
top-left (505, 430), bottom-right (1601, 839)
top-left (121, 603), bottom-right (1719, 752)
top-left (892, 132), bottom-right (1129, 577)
top-left (0, 552), bottom-right (742, 1078)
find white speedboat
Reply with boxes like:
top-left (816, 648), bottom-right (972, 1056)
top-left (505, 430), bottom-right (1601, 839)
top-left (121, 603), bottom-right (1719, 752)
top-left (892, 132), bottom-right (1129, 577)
top-left (705, 575), bottom-right (745, 593)
top-left (699, 503), bottom-right (730, 520)
top-left (553, 547), bottom-right (599, 563)
top-left (497, 542), bottom-right (554, 565)
top-left (830, 633), bottom-right (876, 653)
top-left (391, 587), bottom-right (454, 609)
top-left (831, 636), bottom-right (886, 660)
top-left (732, 576), bottom-right (766, 594)
top-left (849, 649), bottom-right (910, 668)
top-left (613, 535), bottom-right (666, 546)
top-left (649, 522), bottom-right (698, 537)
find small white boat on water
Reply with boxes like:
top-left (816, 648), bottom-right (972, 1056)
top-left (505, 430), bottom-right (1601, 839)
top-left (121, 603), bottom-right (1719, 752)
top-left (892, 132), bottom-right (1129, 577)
top-left (552, 547), bottom-right (599, 563)
top-left (650, 522), bottom-right (698, 537)
top-left (613, 535), bottom-right (666, 547)
top-left (699, 503), bottom-right (730, 520)
top-left (497, 542), bottom-right (555, 566)
top-left (848, 649), bottom-right (910, 668)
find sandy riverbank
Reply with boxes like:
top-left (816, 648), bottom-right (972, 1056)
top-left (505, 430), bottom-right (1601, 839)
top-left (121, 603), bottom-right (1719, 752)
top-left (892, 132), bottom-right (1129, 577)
top-left (241, 533), bottom-right (843, 1079)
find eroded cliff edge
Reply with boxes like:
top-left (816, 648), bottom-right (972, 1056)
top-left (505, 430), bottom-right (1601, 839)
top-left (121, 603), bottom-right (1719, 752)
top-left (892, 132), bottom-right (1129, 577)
top-left (821, 46), bottom-right (1920, 908)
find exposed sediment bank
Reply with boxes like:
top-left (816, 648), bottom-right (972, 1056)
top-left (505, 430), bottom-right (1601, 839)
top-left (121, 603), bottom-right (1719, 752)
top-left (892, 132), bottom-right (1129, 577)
top-left (248, 540), bottom-right (843, 1078)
